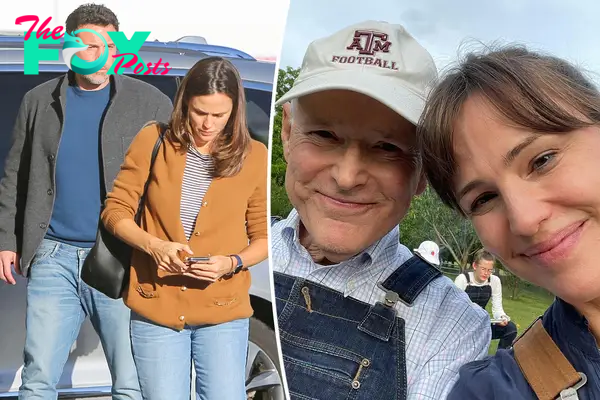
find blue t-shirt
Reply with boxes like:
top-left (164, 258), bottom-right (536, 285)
top-left (449, 298), bottom-right (600, 399)
top-left (45, 83), bottom-right (111, 247)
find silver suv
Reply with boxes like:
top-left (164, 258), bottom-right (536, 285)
top-left (0, 36), bottom-right (283, 400)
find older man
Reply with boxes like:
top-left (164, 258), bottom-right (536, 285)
top-left (271, 21), bottom-right (490, 399)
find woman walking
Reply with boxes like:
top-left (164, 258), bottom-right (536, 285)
top-left (101, 56), bottom-right (268, 399)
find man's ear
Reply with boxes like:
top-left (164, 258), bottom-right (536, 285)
top-left (281, 102), bottom-right (292, 162)
top-left (415, 171), bottom-right (427, 196)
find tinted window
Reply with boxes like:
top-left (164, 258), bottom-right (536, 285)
top-left (130, 74), bottom-right (179, 101)
top-left (244, 88), bottom-right (272, 146)
top-left (129, 76), bottom-right (272, 146)
top-left (0, 72), bottom-right (269, 176)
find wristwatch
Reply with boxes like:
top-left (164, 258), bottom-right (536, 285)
top-left (229, 254), bottom-right (244, 275)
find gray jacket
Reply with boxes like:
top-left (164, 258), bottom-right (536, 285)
top-left (0, 72), bottom-right (173, 277)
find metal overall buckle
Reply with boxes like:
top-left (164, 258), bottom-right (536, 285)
top-left (376, 282), bottom-right (404, 307)
top-left (557, 372), bottom-right (587, 400)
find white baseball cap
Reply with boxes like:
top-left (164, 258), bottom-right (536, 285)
top-left (275, 20), bottom-right (438, 125)
top-left (414, 241), bottom-right (440, 265)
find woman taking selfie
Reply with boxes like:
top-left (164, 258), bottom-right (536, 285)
top-left (418, 46), bottom-right (600, 398)
top-left (101, 56), bottom-right (268, 399)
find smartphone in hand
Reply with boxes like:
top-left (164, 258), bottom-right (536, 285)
top-left (184, 256), bottom-right (211, 264)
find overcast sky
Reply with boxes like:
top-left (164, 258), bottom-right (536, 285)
top-left (279, 0), bottom-right (600, 81)
top-left (2, 0), bottom-right (289, 59)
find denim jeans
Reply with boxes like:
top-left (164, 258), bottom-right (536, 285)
top-left (492, 321), bottom-right (518, 349)
top-left (130, 312), bottom-right (249, 400)
top-left (274, 255), bottom-right (441, 400)
top-left (19, 239), bottom-right (141, 400)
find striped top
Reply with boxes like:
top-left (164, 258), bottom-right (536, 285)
top-left (180, 146), bottom-right (214, 239)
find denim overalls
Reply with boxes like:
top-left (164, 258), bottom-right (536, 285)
top-left (462, 272), bottom-right (492, 308)
top-left (274, 255), bottom-right (441, 400)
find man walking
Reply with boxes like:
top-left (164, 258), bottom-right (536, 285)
top-left (0, 4), bottom-right (172, 399)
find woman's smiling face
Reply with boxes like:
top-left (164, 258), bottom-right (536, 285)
top-left (453, 93), bottom-right (600, 305)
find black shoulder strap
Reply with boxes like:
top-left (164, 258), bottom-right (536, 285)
top-left (379, 255), bottom-right (442, 306)
top-left (134, 126), bottom-right (166, 224)
top-left (488, 276), bottom-right (491, 283)
top-left (463, 271), bottom-right (471, 283)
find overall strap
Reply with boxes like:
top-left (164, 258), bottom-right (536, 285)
top-left (464, 271), bottom-right (471, 283)
top-left (379, 255), bottom-right (442, 306)
top-left (513, 318), bottom-right (587, 400)
top-left (359, 255), bottom-right (441, 341)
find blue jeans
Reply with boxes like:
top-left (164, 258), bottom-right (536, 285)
top-left (130, 312), bottom-right (249, 400)
top-left (19, 239), bottom-right (141, 400)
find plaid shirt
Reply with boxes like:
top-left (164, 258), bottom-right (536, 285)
top-left (271, 209), bottom-right (491, 399)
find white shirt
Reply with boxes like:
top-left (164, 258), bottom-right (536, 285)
top-left (454, 272), bottom-right (508, 320)
top-left (271, 209), bottom-right (491, 400)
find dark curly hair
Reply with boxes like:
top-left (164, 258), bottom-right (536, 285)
top-left (65, 3), bottom-right (119, 34)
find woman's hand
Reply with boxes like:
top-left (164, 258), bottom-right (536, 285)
top-left (145, 239), bottom-right (193, 273)
top-left (183, 255), bottom-right (235, 282)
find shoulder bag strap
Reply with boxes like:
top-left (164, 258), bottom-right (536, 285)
top-left (133, 125), bottom-right (166, 224)
top-left (513, 317), bottom-right (586, 399)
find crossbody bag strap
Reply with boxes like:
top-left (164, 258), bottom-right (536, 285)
top-left (513, 317), bottom-right (587, 400)
top-left (133, 124), bottom-right (166, 224)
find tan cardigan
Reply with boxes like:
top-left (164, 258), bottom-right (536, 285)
top-left (101, 123), bottom-right (268, 330)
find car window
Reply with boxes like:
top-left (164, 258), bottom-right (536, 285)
top-left (129, 74), bottom-right (179, 101)
top-left (244, 88), bottom-right (272, 146)
top-left (0, 72), bottom-right (270, 176)
top-left (131, 75), bottom-right (272, 146)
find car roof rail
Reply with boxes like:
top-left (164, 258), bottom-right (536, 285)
top-left (0, 30), bottom-right (24, 36)
top-left (146, 41), bottom-right (255, 60)
top-left (0, 34), bottom-right (255, 60)
top-left (174, 35), bottom-right (207, 45)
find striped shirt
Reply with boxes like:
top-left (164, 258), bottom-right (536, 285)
top-left (180, 146), bottom-right (213, 239)
top-left (271, 209), bottom-right (491, 399)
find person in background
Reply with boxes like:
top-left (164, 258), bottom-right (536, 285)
top-left (454, 249), bottom-right (517, 350)
top-left (419, 44), bottom-right (600, 398)
top-left (0, 4), bottom-right (172, 398)
top-left (101, 56), bottom-right (268, 399)
top-left (414, 240), bottom-right (441, 266)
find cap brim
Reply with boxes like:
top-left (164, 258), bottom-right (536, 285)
top-left (275, 69), bottom-right (424, 125)
top-left (414, 251), bottom-right (440, 266)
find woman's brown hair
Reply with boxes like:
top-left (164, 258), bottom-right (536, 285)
top-left (168, 56), bottom-right (251, 178)
top-left (417, 44), bottom-right (600, 214)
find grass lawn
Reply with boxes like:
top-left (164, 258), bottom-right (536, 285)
top-left (485, 289), bottom-right (555, 354)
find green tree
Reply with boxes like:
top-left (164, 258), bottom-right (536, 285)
top-left (400, 186), bottom-right (481, 271)
top-left (276, 67), bottom-right (300, 103)
top-left (270, 67), bottom-right (299, 218)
